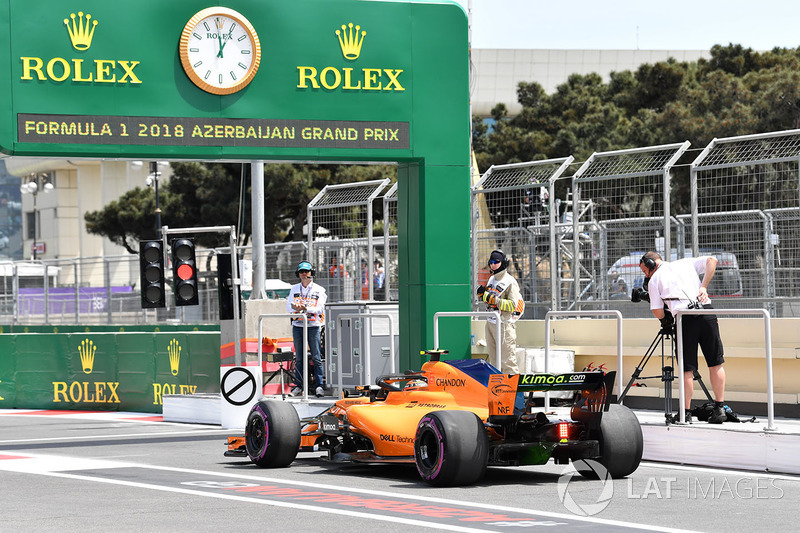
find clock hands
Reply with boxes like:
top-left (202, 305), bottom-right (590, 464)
top-left (216, 19), bottom-right (224, 58)
top-left (217, 26), bottom-right (236, 58)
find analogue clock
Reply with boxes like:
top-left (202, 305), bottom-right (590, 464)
top-left (179, 7), bottom-right (262, 95)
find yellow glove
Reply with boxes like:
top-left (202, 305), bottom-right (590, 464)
top-left (482, 291), bottom-right (496, 306)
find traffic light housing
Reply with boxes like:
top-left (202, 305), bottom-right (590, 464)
top-left (217, 253), bottom-right (236, 320)
top-left (171, 238), bottom-right (199, 306)
top-left (139, 240), bottom-right (165, 308)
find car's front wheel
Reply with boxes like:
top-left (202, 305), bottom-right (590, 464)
top-left (414, 410), bottom-right (488, 486)
top-left (245, 400), bottom-right (301, 468)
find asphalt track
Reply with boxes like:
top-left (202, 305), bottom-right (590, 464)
top-left (1, 409), bottom-right (798, 532)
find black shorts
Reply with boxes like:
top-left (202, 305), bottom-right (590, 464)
top-left (680, 305), bottom-right (725, 372)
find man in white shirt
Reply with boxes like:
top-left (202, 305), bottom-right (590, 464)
top-left (639, 251), bottom-right (727, 423)
top-left (287, 261), bottom-right (327, 397)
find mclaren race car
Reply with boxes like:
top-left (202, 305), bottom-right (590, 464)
top-left (225, 350), bottom-right (643, 486)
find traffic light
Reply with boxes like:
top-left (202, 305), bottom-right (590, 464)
top-left (139, 240), bottom-right (165, 308)
top-left (217, 253), bottom-right (235, 320)
top-left (171, 238), bottom-right (199, 306)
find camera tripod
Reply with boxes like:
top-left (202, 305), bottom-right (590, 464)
top-left (618, 324), bottom-right (713, 424)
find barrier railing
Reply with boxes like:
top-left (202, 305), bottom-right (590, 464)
top-left (257, 313), bottom-right (308, 401)
top-left (544, 310), bottom-right (623, 410)
top-left (675, 308), bottom-right (775, 430)
top-left (433, 311), bottom-right (501, 368)
top-left (335, 312), bottom-right (396, 397)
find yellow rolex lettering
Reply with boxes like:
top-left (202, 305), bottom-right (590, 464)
top-left (53, 382), bottom-right (68, 402)
top-left (117, 61), bottom-right (141, 83)
top-left (94, 59), bottom-right (116, 83)
top-left (21, 57), bottom-right (46, 80)
top-left (153, 383), bottom-right (163, 405)
top-left (363, 68), bottom-right (382, 90)
top-left (46, 57), bottom-right (71, 82)
top-left (342, 68), bottom-right (361, 90)
top-left (320, 67), bottom-right (341, 90)
top-left (69, 381), bottom-right (83, 401)
top-left (106, 382), bottom-right (120, 403)
top-left (71, 59), bottom-right (93, 82)
top-left (93, 382), bottom-right (106, 402)
top-left (297, 66), bottom-right (319, 88)
top-left (383, 69), bottom-right (405, 91)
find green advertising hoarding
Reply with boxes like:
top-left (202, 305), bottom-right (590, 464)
top-left (0, 0), bottom-right (472, 367)
top-left (0, 332), bottom-right (220, 412)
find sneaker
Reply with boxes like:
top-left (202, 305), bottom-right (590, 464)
top-left (290, 387), bottom-right (303, 397)
top-left (315, 386), bottom-right (325, 398)
top-left (708, 405), bottom-right (726, 424)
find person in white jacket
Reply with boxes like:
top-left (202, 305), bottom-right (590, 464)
top-left (477, 250), bottom-right (524, 374)
top-left (286, 261), bottom-right (327, 397)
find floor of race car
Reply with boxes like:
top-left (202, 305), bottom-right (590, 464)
top-left (164, 394), bottom-right (800, 476)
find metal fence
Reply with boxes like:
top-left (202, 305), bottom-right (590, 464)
top-left (4, 128), bottom-right (800, 325)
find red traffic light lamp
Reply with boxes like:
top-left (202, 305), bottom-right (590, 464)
top-left (171, 238), bottom-right (199, 306)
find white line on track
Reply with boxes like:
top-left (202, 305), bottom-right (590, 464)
top-left (0, 453), bottom-right (699, 533)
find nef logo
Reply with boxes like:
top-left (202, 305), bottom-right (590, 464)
top-left (20, 11), bottom-right (142, 85)
top-left (297, 22), bottom-right (404, 92)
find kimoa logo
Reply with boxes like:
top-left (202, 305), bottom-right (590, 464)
top-left (297, 22), bottom-right (404, 92)
top-left (168, 338), bottom-right (181, 376)
top-left (20, 10), bottom-right (141, 84)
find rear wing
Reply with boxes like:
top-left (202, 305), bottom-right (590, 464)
top-left (488, 371), bottom-right (616, 418)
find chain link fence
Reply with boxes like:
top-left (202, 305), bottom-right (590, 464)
top-left (3, 129), bottom-right (800, 325)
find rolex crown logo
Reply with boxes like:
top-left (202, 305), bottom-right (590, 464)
top-left (79, 339), bottom-right (96, 374)
top-left (168, 339), bottom-right (181, 376)
top-left (64, 11), bottom-right (98, 51)
top-left (336, 22), bottom-right (366, 60)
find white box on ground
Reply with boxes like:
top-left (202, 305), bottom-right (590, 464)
top-left (519, 347), bottom-right (575, 399)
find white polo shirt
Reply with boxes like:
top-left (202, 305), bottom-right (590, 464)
top-left (648, 257), bottom-right (710, 315)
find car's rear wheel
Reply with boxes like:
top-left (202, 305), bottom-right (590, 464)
top-left (245, 400), bottom-right (301, 468)
top-left (414, 410), bottom-right (488, 486)
top-left (576, 404), bottom-right (643, 479)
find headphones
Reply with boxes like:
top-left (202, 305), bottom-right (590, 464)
top-left (640, 254), bottom-right (656, 272)
top-left (295, 261), bottom-right (316, 278)
top-left (489, 249), bottom-right (510, 270)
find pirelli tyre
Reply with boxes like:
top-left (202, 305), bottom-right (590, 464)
top-left (245, 400), bottom-right (301, 468)
top-left (575, 403), bottom-right (643, 479)
top-left (414, 410), bottom-right (489, 486)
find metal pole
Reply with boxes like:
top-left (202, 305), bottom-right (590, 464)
top-left (676, 308), bottom-right (775, 430)
top-left (251, 162), bottom-right (266, 299)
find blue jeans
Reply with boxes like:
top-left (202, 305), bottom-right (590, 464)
top-left (292, 326), bottom-right (323, 390)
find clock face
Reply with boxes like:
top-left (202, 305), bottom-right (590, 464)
top-left (179, 7), bottom-right (261, 95)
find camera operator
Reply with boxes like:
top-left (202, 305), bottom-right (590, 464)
top-left (639, 251), bottom-right (727, 424)
top-left (477, 250), bottom-right (524, 374)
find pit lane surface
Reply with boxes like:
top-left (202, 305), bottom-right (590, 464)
top-left (1, 410), bottom-right (797, 532)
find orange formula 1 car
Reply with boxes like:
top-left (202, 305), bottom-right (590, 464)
top-left (225, 351), bottom-right (643, 486)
